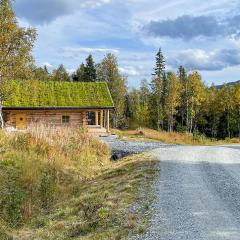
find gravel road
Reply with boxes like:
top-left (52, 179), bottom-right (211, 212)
top-left (100, 135), bottom-right (175, 158)
top-left (101, 136), bottom-right (240, 239)
top-left (135, 144), bottom-right (240, 240)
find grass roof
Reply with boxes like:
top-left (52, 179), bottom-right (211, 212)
top-left (3, 80), bottom-right (114, 108)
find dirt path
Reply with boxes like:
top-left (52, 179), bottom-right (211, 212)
top-left (135, 145), bottom-right (240, 240)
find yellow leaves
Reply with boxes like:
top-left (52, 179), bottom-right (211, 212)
top-left (233, 84), bottom-right (240, 107)
top-left (166, 72), bottom-right (181, 116)
top-left (0, 0), bottom-right (37, 81)
top-left (187, 71), bottom-right (206, 106)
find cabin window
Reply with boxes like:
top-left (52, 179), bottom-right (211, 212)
top-left (62, 115), bottom-right (70, 124)
top-left (87, 112), bottom-right (95, 125)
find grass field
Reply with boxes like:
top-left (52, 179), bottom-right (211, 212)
top-left (0, 127), bottom-right (159, 239)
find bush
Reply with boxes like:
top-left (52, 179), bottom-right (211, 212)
top-left (192, 132), bottom-right (209, 144)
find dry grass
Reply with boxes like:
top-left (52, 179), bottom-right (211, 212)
top-left (0, 127), bottom-right (159, 240)
top-left (9, 153), bottom-right (158, 240)
top-left (26, 125), bottom-right (110, 178)
top-left (113, 128), bottom-right (240, 145)
top-left (0, 126), bottom-right (109, 235)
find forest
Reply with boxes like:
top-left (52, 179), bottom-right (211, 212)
top-left (0, 0), bottom-right (240, 139)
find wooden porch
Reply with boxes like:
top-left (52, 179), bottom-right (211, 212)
top-left (84, 110), bottom-right (110, 137)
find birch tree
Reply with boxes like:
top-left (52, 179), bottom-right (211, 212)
top-left (0, 0), bottom-right (36, 127)
top-left (165, 72), bottom-right (181, 132)
top-left (97, 53), bottom-right (127, 127)
top-left (187, 71), bottom-right (206, 133)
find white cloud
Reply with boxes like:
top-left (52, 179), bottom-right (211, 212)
top-left (119, 66), bottom-right (141, 76)
top-left (42, 62), bottom-right (53, 68)
top-left (80, 0), bottom-right (111, 8)
top-left (63, 47), bottom-right (119, 54)
top-left (15, 0), bottom-right (112, 24)
top-left (168, 48), bottom-right (240, 71)
top-left (67, 68), bottom-right (76, 74)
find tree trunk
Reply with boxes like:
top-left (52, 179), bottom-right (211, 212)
top-left (238, 107), bottom-right (240, 138)
top-left (0, 103), bottom-right (4, 129)
top-left (227, 110), bottom-right (230, 138)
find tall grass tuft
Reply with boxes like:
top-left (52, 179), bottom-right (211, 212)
top-left (0, 126), bottom-right (110, 229)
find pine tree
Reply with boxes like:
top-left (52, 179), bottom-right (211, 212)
top-left (84, 55), bottom-right (96, 82)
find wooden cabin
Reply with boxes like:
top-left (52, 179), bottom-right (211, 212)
top-left (2, 80), bottom-right (114, 136)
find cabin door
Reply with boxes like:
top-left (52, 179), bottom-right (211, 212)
top-left (16, 114), bottom-right (27, 130)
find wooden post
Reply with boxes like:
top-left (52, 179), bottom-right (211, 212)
top-left (106, 110), bottom-right (110, 133)
top-left (100, 110), bottom-right (103, 128)
top-left (82, 111), bottom-right (87, 127)
top-left (95, 111), bottom-right (99, 126)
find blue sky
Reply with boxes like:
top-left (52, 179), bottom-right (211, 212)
top-left (14, 0), bottom-right (240, 88)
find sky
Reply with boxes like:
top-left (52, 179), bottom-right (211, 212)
top-left (14, 0), bottom-right (240, 88)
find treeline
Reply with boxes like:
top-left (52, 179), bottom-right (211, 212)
top-left (126, 49), bottom-right (240, 139)
top-left (35, 50), bottom-right (240, 139)
top-left (1, 0), bottom-right (239, 139)
top-left (33, 55), bottom-right (98, 82)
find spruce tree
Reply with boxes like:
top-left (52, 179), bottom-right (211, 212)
top-left (153, 48), bottom-right (165, 78)
top-left (178, 66), bottom-right (189, 129)
top-left (75, 63), bottom-right (86, 82)
top-left (84, 55), bottom-right (96, 82)
top-left (150, 48), bottom-right (166, 130)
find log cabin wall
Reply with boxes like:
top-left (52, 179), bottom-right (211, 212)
top-left (3, 110), bottom-right (86, 128)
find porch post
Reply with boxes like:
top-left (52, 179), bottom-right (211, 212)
top-left (95, 111), bottom-right (99, 126)
top-left (100, 110), bottom-right (103, 128)
top-left (82, 111), bottom-right (87, 127)
top-left (106, 110), bottom-right (110, 133)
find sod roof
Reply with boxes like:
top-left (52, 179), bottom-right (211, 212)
top-left (3, 80), bottom-right (114, 108)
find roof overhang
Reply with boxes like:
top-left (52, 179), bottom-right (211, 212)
top-left (3, 106), bottom-right (115, 111)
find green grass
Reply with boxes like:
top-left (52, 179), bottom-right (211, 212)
top-left (0, 127), bottom-right (159, 239)
top-left (3, 80), bottom-right (114, 108)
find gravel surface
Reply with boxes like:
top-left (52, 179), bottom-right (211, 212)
top-left (132, 145), bottom-right (240, 240)
top-left (101, 136), bottom-right (240, 239)
top-left (100, 135), bottom-right (174, 158)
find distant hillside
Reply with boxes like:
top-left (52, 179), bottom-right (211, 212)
top-left (216, 80), bottom-right (240, 89)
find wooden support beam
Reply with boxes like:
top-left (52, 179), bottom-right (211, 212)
top-left (100, 110), bottom-right (103, 128)
top-left (106, 110), bottom-right (110, 133)
top-left (95, 111), bottom-right (99, 126)
top-left (82, 111), bottom-right (87, 127)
